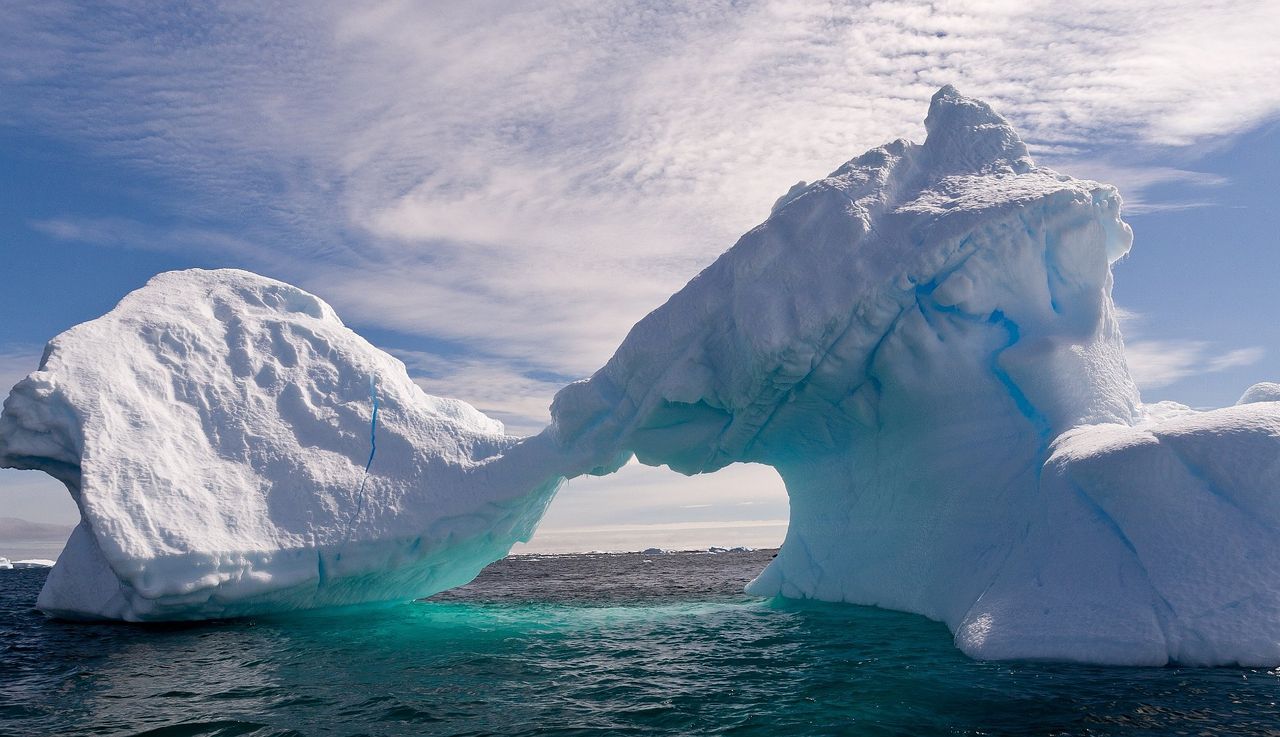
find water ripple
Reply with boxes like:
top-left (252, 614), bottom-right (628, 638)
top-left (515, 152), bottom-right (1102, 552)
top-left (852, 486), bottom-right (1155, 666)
top-left (4, 553), bottom-right (1280, 735)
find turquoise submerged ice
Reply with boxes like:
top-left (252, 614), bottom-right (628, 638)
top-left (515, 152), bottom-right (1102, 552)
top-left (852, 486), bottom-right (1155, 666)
top-left (3, 87), bottom-right (1280, 666)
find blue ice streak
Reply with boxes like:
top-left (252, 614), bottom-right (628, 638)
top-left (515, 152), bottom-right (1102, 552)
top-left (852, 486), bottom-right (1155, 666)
top-left (364, 375), bottom-right (379, 473)
top-left (346, 376), bottom-right (378, 546)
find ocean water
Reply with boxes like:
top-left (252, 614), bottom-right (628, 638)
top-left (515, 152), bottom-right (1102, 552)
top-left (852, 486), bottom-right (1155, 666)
top-left (2, 550), bottom-right (1279, 737)
top-left (0, 539), bottom-right (67, 562)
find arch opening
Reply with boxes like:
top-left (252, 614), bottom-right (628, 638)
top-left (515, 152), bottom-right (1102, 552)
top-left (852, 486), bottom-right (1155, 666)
top-left (514, 461), bottom-right (789, 555)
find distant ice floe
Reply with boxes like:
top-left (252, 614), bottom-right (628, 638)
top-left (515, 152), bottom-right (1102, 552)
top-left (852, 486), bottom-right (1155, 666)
top-left (0, 558), bottom-right (54, 569)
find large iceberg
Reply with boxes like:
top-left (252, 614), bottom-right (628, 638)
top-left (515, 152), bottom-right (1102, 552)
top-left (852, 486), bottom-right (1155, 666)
top-left (3, 87), bottom-right (1279, 666)
top-left (0, 269), bottom-right (563, 620)
top-left (550, 87), bottom-right (1280, 666)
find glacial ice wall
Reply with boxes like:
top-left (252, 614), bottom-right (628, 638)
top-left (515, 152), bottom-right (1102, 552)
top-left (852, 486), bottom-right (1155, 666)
top-left (550, 87), bottom-right (1280, 666)
top-left (0, 269), bottom-right (564, 620)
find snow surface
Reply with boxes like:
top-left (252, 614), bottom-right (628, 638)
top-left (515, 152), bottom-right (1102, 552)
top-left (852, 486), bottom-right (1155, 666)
top-left (0, 269), bottom-right (563, 620)
top-left (549, 86), bottom-right (1280, 666)
top-left (3, 87), bottom-right (1278, 665)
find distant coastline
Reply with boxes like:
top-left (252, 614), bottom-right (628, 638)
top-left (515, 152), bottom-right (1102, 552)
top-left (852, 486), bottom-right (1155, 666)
top-left (0, 517), bottom-right (74, 540)
top-left (0, 517), bottom-right (72, 562)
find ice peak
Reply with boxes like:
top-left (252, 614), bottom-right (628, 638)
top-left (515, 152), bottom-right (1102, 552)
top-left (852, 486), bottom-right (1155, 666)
top-left (922, 86), bottom-right (1032, 175)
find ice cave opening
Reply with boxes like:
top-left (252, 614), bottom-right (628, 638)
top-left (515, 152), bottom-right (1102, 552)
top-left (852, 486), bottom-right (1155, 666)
top-left (516, 461), bottom-right (790, 555)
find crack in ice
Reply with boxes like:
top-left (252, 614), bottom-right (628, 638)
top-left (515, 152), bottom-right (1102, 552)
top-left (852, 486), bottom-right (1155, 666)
top-left (339, 375), bottom-right (379, 554)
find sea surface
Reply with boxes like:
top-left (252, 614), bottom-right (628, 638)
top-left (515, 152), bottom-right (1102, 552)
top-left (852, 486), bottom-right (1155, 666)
top-left (0, 539), bottom-right (66, 563)
top-left (3, 549), bottom-right (1279, 737)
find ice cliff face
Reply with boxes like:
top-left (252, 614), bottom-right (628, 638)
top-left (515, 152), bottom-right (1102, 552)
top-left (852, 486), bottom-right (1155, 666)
top-left (4, 87), bottom-right (1279, 666)
top-left (550, 86), bottom-right (1280, 666)
top-left (0, 269), bottom-right (562, 620)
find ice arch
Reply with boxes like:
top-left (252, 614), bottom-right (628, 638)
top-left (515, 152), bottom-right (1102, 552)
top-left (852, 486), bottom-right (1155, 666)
top-left (547, 87), bottom-right (1280, 666)
top-left (3, 88), bottom-right (1279, 666)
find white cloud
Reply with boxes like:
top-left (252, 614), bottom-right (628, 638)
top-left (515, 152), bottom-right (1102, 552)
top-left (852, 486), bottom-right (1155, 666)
top-left (1207, 347), bottom-right (1267, 373)
top-left (1125, 340), bottom-right (1265, 390)
top-left (537, 462), bottom-right (789, 528)
top-left (5, 1), bottom-right (1279, 382)
top-left (30, 217), bottom-right (271, 262)
top-left (518, 461), bottom-right (790, 552)
top-left (0, 346), bottom-right (42, 394)
top-left (1044, 161), bottom-right (1228, 214)
top-left (392, 349), bottom-right (567, 436)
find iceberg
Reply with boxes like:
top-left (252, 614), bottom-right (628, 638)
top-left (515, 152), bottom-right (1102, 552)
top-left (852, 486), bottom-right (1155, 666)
top-left (11, 559), bottom-right (55, 569)
top-left (2, 87), bottom-right (1277, 665)
top-left (0, 269), bottom-right (563, 620)
top-left (549, 86), bottom-right (1280, 665)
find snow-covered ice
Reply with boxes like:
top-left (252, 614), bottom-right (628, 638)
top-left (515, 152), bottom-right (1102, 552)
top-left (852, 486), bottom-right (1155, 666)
top-left (0, 269), bottom-right (563, 620)
top-left (549, 86), bottom-right (1280, 666)
top-left (1239, 382), bottom-right (1280, 405)
top-left (3, 87), bottom-right (1278, 665)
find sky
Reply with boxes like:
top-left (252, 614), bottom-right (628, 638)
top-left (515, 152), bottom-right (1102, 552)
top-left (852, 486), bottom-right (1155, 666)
top-left (1, 0), bottom-right (1278, 552)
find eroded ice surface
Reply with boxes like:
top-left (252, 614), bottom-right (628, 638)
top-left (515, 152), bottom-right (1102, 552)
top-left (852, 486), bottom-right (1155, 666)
top-left (549, 86), bottom-right (1280, 666)
top-left (0, 269), bottom-right (563, 620)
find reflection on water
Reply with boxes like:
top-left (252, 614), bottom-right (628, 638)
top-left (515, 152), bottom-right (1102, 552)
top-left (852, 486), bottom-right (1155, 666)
top-left (2, 551), bottom-right (1279, 736)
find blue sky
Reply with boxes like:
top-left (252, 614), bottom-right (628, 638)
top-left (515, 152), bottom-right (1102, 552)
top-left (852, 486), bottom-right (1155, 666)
top-left (2, 1), bottom-right (1278, 550)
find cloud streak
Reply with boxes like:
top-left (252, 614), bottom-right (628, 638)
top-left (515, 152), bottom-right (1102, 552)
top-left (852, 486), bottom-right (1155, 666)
top-left (5, 1), bottom-right (1279, 381)
top-left (1125, 340), bottom-right (1266, 391)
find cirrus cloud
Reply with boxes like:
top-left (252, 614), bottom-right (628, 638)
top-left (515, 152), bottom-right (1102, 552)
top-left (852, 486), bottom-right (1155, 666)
top-left (3, 1), bottom-right (1278, 540)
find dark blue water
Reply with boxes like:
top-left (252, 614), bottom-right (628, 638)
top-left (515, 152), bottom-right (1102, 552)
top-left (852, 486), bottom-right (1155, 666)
top-left (3, 550), bottom-right (1279, 736)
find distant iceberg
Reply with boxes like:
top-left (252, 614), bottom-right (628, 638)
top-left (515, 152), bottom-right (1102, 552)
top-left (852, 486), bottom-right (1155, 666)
top-left (0, 556), bottom-right (47, 570)
top-left (3, 88), bottom-right (1278, 666)
top-left (11, 559), bottom-right (55, 569)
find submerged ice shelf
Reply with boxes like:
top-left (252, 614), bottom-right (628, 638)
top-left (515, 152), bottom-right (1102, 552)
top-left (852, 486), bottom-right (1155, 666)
top-left (2, 87), bottom-right (1278, 665)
